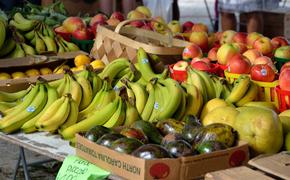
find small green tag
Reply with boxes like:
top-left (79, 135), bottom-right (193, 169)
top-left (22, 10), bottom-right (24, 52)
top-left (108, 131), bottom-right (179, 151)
top-left (56, 155), bottom-right (110, 180)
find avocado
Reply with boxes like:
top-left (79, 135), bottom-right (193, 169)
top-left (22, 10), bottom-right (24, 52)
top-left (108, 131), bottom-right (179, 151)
top-left (85, 125), bottom-right (112, 142)
top-left (195, 141), bottom-right (227, 154)
top-left (131, 120), bottom-right (163, 144)
top-left (181, 125), bottom-right (203, 144)
top-left (156, 119), bottom-right (185, 136)
top-left (164, 140), bottom-right (195, 158)
top-left (120, 127), bottom-right (148, 144)
top-left (161, 133), bottom-right (184, 146)
top-left (96, 133), bottom-right (124, 148)
top-left (195, 123), bottom-right (237, 148)
top-left (132, 144), bottom-right (172, 159)
top-left (183, 115), bottom-right (202, 127)
top-left (111, 137), bottom-right (143, 154)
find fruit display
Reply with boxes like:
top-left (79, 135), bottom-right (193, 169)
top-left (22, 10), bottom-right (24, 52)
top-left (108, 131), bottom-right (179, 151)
top-left (0, 12), bottom-right (79, 59)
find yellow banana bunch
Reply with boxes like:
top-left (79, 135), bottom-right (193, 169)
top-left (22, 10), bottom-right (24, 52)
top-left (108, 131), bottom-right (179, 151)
top-left (226, 75), bottom-right (251, 104)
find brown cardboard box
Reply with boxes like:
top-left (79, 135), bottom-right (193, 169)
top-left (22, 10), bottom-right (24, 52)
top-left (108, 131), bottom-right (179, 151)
top-left (76, 134), bottom-right (249, 180)
top-left (205, 152), bottom-right (290, 180)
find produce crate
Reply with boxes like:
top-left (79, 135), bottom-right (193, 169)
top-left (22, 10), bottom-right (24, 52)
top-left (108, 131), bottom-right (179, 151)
top-left (275, 86), bottom-right (290, 112)
top-left (76, 134), bottom-right (249, 180)
top-left (169, 65), bottom-right (187, 82)
top-left (205, 152), bottom-right (290, 180)
top-left (224, 70), bottom-right (248, 84)
top-left (240, 8), bottom-right (290, 39)
top-left (251, 80), bottom-right (279, 108)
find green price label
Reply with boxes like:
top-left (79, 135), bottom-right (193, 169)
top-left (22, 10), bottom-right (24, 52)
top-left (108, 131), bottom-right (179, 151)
top-left (56, 155), bottom-right (110, 180)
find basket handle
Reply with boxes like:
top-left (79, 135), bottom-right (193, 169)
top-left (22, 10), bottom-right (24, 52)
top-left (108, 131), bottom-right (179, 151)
top-left (114, 18), bottom-right (173, 47)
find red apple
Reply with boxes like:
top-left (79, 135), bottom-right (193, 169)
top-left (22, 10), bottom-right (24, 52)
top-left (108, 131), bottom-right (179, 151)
top-left (233, 32), bottom-right (247, 44)
top-left (217, 43), bottom-right (239, 65)
top-left (274, 46), bottom-right (290, 59)
top-left (215, 32), bottom-right (223, 42)
top-left (127, 10), bottom-right (146, 20)
top-left (251, 64), bottom-right (275, 82)
top-left (189, 31), bottom-right (208, 52)
top-left (182, 21), bottom-right (194, 33)
top-left (191, 57), bottom-right (211, 64)
top-left (106, 18), bottom-right (120, 26)
top-left (220, 30), bottom-right (236, 44)
top-left (227, 54), bottom-right (251, 74)
top-left (150, 17), bottom-right (166, 33)
top-left (141, 22), bottom-right (153, 31)
top-left (246, 32), bottom-right (263, 48)
top-left (253, 37), bottom-right (273, 55)
top-left (167, 20), bottom-right (181, 33)
top-left (279, 68), bottom-right (290, 91)
top-left (130, 20), bottom-right (144, 28)
top-left (281, 62), bottom-right (290, 72)
top-left (191, 61), bottom-right (211, 71)
top-left (182, 44), bottom-right (203, 60)
top-left (54, 25), bottom-right (69, 33)
top-left (243, 49), bottom-right (262, 65)
top-left (208, 33), bottom-right (217, 49)
top-left (72, 29), bottom-right (92, 40)
top-left (233, 42), bottom-right (248, 54)
top-left (191, 23), bottom-right (208, 33)
top-left (208, 47), bottom-right (219, 61)
top-left (90, 14), bottom-right (107, 27)
top-left (110, 11), bottom-right (124, 21)
top-left (254, 56), bottom-right (276, 70)
top-left (63, 17), bottom-right (86, 33)
top-left (271, 36), bottom-right (289, 50)
top-left (173, 61), bottom-right (189, 71)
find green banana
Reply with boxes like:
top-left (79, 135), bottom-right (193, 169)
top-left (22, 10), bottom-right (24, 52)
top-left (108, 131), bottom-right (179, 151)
top-left (127, 81), bottom-right (148, 115)
top-left (0, 20), bottom-right (6, 50)
top-left (0, 38), bottom-right (16, 57)
top-left (35, 31), bottom-right (46, 54)
top-left (99, 58), bottom-right (130, 82)
top-left (24, 30), bottom-right (35, 41)
top-left (0, 84), bottom-right (47, 133)
top-left (60, 37), bottom-right (79, 52)
top-left (0, 101), bottom-right (17, 112)
top-left (61, 97), bottom-right (119, 140)
top-left (39, 33), bottom-right (57, 53)
top-left (9, 20), bottom-right (35, 32)
top-left (8, 43), bottom-right (25, 58)
top-left (59, 99), bottom-right (79, 131)
top-left (124, 100), bottom-right (140, 126)
top-left (0, 86), bottom-right (31, 102)
top-left (103, 98), bottom-right (126, 128)
top-left (21, 84), bottom-right (58, 133)
top-left (21, 43), bottom-right (36, 56)
top-left (141, 82), bottom-right (155, 121)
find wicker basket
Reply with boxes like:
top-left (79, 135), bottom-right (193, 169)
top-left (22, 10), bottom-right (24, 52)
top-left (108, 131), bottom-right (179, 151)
top-left (90, 19), bottom-right (191, 65)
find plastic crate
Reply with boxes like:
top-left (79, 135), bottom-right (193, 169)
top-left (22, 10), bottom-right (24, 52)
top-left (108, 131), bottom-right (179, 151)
top-left (251, 80), bottom-right (279, 108)
top-left (275, 86), bottom-right (290, 112)
top-left (71, 36), bottom-right (94, 53)
top-left (275, 57), bottom-right (290, 72)
top-left (169, 64), bottom-right (187, 82)
top-left (224, 70), bottom-right (250, 84)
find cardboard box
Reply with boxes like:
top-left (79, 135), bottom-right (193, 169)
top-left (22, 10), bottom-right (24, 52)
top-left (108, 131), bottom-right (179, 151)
top-left (205, 152), bottom-right (290, 180)
top-left (76, 134), bottom-right (249, 180)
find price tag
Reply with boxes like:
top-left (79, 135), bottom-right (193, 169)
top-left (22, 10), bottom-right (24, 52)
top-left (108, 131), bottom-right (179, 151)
top-left (56, 155), bottom-right (109, 180)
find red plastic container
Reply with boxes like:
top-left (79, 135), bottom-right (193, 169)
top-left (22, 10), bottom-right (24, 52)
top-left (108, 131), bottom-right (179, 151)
top-left (275, 86), bottom-right (290, 112)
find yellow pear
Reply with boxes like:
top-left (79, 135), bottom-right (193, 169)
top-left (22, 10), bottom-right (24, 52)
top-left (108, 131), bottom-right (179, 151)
top-left (279, 109), bottom-right (290, 117)
top-left (242, 101), bottom-right (278, 113)
top-left (40, 67), bottom-right (52, 75)
top-left (11, 72), bottom-right (27, 79)
top-left (202, 106), bottom-right (239, 128)
top-left (0, 72), bottom-right (11, 80)
top-left (200, 98), bottom-right (230, 120)
top-left (25, 69), bottom-right (40, 77)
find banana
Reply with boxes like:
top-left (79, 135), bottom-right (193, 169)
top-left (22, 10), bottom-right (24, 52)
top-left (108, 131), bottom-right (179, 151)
top-left (8, 43), bottom-right (25, 58)
top-left (113, 72), bottom-right (134, 91)
top-left (0, 84), bottom-right (47, 133)
top-left (226, 75), bottom-right (251, 104)
top-left (211, 75), bottom-right (224, 98)
top-left (68, 75), bottom-right (82, 107)
top-left (124, 100), bottom-right (140, 126)
top-left (60, 37), bottom-right (79, 52)
top-left (59, 99), bottom-right (79, 131)
top-left (235, 82), bottom-right (258, 107)
top-left (0, 101), bottom-right (17, 112)
top-left (172, 86), bottom-right (187, 120)
top-left (0, 38), bottom-right (16, 57)
top-left (77, 76), bottom-right (93, 110)
top-left (35, 31), bottom-right (46, 54)
top-left (35, 96), bottom-right (65, 128)
top-left (148, 81), bottom-right (163, 122)
top-left (103, 98), bottom-right (126, 128)
top-left (24, 30), bottom-right (35, 41)
top-left (0, 20), bottom-right (6, 50)
top-left (56, 38), bottom-right (65, 53)
top-left (221, 79), bottom-right (232, 99)
top-left (99, 58), bottom-right (130, 82)
top-left (141, 82), bottom-right (155, 121)
top-left (137, 48), bottom-right (168, 82)
top-left (127, 81), bottom-right (148, 115)
top-left (21, 84), bottom-right (58, 133)
top-left (194, 69), bottom-right (216, 100)
top-left (61, 98), bottom-right (119, 140)
top-left (56, 75), bottom-right (67, 96)
top-left (30, 36), bottom-right (36, 46)
top-left (21, 43), bottom-right (36, 56)
top-left (48, 78), bottom-right (64, 89)
top-left (115, 67), bottom-right (131, 79)
top-left (39, 33), bottom-right (57, 53)
top-left (0, 86), bottom-right (32, 102)
top-left (37, 94), bottom-right (71, 132)
top-left (157, 78), bottom-right (182, 119)
top-left (182, 83), bottom-right (203, 117)
top-left (91, 74), bottom-right (103, 95)
top-left (63, 74), bottom-right (71, 95)
top-left (9, 19), bottom-right (35, 32)
top-left (186, 68), bottom-right (208, 103)
top-left (14, 13), bottom-right (36, 25)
